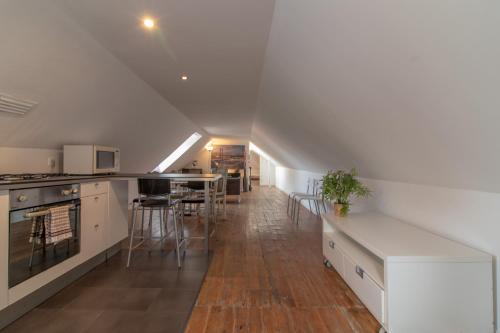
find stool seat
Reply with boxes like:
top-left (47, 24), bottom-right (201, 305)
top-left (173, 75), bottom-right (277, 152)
top-left (181, 198), bottom-right (204, 204)
top-left (141, 199), bottom-right (171, 207)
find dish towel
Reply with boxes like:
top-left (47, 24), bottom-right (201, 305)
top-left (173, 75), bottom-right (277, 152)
top-left (44, 205), bottom-right (73, 244)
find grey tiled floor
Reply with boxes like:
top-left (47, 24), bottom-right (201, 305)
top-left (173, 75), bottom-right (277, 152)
top-left (2, 247), bottom-right (210, 333)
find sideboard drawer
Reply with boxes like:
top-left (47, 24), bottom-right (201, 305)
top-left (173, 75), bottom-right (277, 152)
top-left (344, 254), bottom-right (384, 324)
top-left (323, 233), bottom-right (345, 278)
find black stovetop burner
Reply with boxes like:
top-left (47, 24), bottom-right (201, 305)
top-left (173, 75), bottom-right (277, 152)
top-left (0, 173), bottom-right (68, 182)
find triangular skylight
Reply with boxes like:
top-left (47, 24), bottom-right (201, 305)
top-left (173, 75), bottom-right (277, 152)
top-left (152, 132), bottom-right (202, 172)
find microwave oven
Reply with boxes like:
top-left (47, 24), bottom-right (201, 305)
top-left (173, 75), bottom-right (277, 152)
top-left (63, 145), bottom-right (120, 174)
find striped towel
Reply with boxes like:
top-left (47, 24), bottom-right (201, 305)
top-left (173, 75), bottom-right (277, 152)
top-left (44, 205), bottom-right (73, 244)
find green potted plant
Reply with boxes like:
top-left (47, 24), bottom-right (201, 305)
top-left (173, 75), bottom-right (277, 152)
top-left (322, 168), bottom-right (371, 216)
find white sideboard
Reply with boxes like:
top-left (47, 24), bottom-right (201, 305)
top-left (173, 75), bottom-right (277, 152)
top-left (322, 211), bottom-right (494, 333)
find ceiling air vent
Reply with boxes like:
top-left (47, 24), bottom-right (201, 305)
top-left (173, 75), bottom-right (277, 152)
top-left (0, 93), bottom-right (38, 116)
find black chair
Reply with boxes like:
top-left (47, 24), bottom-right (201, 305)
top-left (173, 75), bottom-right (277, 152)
top-left (127, 178), bottom-right (185, 268)
top-left (181, 180), bottom-right (218, 223)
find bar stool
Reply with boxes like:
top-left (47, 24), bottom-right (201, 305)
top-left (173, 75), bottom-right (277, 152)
top-left (292, 179), bottom-right (327, 224)
top-left (287, 178), bottom-right (315, 217)
top-left (126, 179), bottom-right (186, 268)
top-left (214, 176), bottom-right (227, 218)
top-left (181, 181), bottom-right (217, 222)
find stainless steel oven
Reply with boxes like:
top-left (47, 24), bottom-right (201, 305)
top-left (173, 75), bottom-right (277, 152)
top-left (8, 184), bottom-right (81, 288)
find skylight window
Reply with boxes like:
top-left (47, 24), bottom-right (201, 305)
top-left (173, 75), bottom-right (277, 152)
top-left (152, 132), bottom-right (202, 172)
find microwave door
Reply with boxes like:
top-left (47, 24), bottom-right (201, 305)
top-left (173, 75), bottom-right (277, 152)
top-left (93, 146), bottom-right (119, 173)
top-left (95, 150), bottom-right (115, 170)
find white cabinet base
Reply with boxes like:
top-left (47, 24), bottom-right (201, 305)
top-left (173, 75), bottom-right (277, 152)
top-left (322, 212), bottom-right (494, 333)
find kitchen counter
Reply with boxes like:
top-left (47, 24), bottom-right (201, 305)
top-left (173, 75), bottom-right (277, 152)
top-left (0, 173), bottom-right (222, 190)
top-left (0, 172), bottom-right (221, 327)
top-left (1, 172), bottom-right (220, 253)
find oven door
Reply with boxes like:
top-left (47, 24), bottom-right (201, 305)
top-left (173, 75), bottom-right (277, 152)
top-left (8, 199), bottom-right (81, 288)
top-left (93, 145), bottom-right (120, 174)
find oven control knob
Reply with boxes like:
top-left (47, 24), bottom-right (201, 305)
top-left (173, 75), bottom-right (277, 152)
top-left (72, 188), bottom-right (79, 194)
top-left (61, 189), bottom-right (72, 196)
top-left (17, 194), bottom-right (28, 202)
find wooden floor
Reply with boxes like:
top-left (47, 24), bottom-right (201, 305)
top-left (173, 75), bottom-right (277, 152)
top-left (186, 184), bottom-right (380, 333)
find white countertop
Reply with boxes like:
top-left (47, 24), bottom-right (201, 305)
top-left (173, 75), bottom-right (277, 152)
top-left (323, 211), bottom-right (491, 263)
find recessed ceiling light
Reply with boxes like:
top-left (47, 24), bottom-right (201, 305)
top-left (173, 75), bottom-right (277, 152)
top-left (142, 17), bottom-right (155, 29)
top-left (181, 75), bottom-right (188, 81)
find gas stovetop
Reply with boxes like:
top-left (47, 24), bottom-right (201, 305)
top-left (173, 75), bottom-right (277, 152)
top-left (0, 173), bottom-right (68, 182)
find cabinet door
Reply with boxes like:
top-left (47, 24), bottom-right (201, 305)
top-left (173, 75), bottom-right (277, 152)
top-left (0, 192), bottom-right (8, 310)
top-left (81, 193), bottom-right (108, 261)
top-left (323, 233), bottom-right (345, 277)
top-left (107, 181), bottom-right (128, 248)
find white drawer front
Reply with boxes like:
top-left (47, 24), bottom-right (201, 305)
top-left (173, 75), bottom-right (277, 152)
top-left (323, 234), bottom-right (345, 277)
top-left (81, 181), bottom-right (108, 197)
top-left (81, 193), bottom-right (108, 260)
top-left (344, 255), bottom-right (384, 324)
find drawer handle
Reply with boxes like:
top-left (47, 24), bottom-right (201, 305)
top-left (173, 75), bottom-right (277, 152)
top-left (355, 265), bottom-right (364, 279)
top-left (328, 240), bottom-right (335, 249)
top-left (94, 224), bottom-right (99, 229)
top-left (94, 196), bottom-right (99, 201)
top-left (95, 183), bottom-right (99, 187)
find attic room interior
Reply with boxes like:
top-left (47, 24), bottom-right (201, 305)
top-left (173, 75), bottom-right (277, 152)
top-left (0, 1), bottom-right (498, 332)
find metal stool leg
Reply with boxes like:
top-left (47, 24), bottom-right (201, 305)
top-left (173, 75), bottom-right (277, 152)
top-left (291, 196), bottom-right (297, 221)
top-left (287, 194), bottom-right (291, 215)
top-left (127, 203), bottom-right (139, 267)
top-left (172, 205), bottom-right (182, 268)
top-left (295, 199), bottom-right (302, 224)
top-left (180, 203), bottom-right (186, 246)
top-left (314, 200), bottom-right (320, 215)
top-left (159, 207), bottom-right (164, 252)
top-left (140, 205), bottom-right (145, 237)
top-left (148, 208), bottom-right (153, 254)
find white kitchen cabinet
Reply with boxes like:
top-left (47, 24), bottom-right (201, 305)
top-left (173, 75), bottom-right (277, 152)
top-left (322, 212), bottom-right (494, 333)
top-left (81, 181), bottom-right (108, 198)
top-left (81, 193), bottom-right (108, 261)
top-left (107, 181), bottom-right (129, 248)
top-left (322, 233), bottom-right (344, 278)
top-left (0, 191), bottom-right (9, 310)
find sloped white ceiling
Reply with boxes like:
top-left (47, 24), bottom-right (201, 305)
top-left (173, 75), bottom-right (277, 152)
top-left (252, 0), bottom-right (500, 192)
top-left (56, 0), bottom-right (275, 137)
top-left (0, 1), bottom-right (208, 173)
top-left (3, 0), bottom-right (500, 192)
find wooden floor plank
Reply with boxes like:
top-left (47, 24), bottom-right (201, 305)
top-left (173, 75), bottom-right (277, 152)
top-left (186, 183), bottom-right (380, 333)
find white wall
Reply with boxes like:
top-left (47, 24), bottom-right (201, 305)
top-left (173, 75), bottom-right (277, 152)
top-left (0, 147), bottom-right (62, 174)
top-left (275, 166), bottom-right (499, 331)
top-left (259, 155), bottom-right (275, 186)
top-left (249, 151), bottom-right (260, 179)
top-left (0, 1), bottom-right (205, 174)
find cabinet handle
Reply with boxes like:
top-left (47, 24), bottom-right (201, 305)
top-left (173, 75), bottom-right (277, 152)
top-left (94, 196), bottom-right (99, 201)
top-left (355, 265), bottom-right (364, 279)
top-left (328, 240), bottom-right (335, 249)
top-left (94, 224), bottom-right (99, 229)
top-left (95, 183), bottom-right (99, 187)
